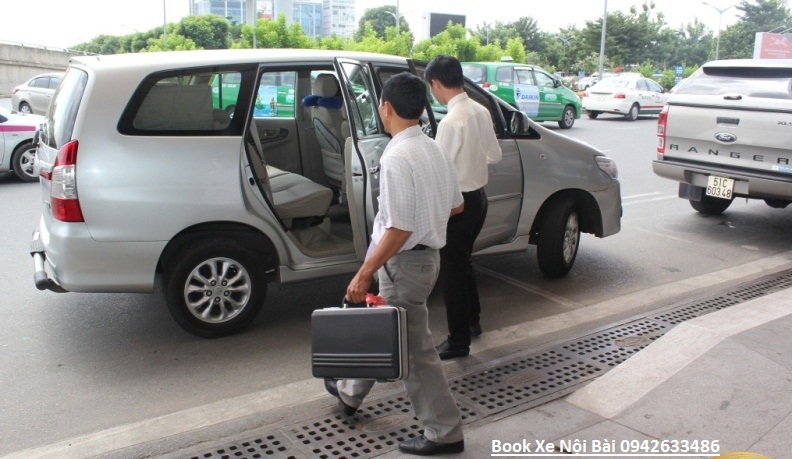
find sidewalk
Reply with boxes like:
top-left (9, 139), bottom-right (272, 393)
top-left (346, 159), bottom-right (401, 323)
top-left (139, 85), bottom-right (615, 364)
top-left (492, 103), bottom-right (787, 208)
top-left (397, 288), bottom-right (792, 458)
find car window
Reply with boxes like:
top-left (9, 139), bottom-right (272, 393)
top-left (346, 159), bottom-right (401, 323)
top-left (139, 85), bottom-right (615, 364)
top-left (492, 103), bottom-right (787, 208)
top-left (534, 71), bottom-right (555, 88)
top-left (254, 71), bottom-right (296, 118)
top-left (31, 77), bottom-right (46, 88)
top-left (675, 66), bottom-right (792, 99)
top-left (48, 77), bottom-right (61, 89)
top-left (120, 68), bottom-right (251, 135)
top-left (647, 80), bottom-right (663, 93)
top-left (340, 62), bottom-right (381, 138)
top-left (462, 65), bottom-right (485, 84)
top-left (495, 67), bottom-right (513, 83)
top-left (515, 69), bottom-right (534, 85)
top-left (636, 80), bottom-right (649, 91)
top-left (41, 68), bottom-right (88, 149)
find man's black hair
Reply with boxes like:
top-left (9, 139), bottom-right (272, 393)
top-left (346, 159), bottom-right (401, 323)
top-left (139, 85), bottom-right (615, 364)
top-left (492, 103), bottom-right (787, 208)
top-left (424, 55), bottom-right (464, 88)
top-left (381, 72), bottom-right (427, 120)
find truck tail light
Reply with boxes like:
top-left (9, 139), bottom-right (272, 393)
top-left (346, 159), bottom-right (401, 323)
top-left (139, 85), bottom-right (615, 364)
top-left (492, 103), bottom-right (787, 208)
top-left (657, 106), bottom-right (668, 155)
top-left (49, 140), bottom-right (84, 222)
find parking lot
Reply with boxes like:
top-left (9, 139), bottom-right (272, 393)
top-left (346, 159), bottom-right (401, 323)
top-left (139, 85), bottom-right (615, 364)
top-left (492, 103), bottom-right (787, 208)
top-left (2, 96), bottom-right (792, 456)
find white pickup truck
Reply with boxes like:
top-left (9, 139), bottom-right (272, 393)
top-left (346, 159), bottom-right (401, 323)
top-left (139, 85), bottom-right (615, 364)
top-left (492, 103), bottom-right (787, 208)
top-left (653, 59), bottom-right (792, 215)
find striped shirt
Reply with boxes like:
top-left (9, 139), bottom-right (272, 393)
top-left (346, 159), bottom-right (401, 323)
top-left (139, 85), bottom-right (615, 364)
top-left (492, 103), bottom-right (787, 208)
top-left (372, 125), bottom-right (464, 251)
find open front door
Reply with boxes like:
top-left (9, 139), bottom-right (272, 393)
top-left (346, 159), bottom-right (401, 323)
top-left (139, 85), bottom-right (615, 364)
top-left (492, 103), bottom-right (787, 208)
top-left (334, 58), bottom-right (391, 261)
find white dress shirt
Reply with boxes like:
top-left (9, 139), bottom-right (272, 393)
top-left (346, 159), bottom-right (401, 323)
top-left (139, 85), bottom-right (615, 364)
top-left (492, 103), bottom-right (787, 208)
top-left (372, 125), bottom-right (464, 250)
top-left (435, 92), bottom-right (502, 192)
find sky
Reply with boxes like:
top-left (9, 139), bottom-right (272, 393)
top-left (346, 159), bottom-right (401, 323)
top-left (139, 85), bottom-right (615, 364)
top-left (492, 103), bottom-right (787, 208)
top-left (0, 0), bottom-right (743, 49)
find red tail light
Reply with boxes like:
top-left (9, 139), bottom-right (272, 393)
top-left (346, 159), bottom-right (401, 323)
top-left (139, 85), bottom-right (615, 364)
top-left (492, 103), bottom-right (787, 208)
top-left (12, 86), bottom-right (20, 94)
top-left (49, 140), bottom-right (84, 222)
top-left (614, 93), bottom-right (626, 99)
top-left (482, 81), bottom-right (490, 89)
top-left (583, 91), bottom-right (590, 98)
top-left (657, 107), bottom-right (668, 154)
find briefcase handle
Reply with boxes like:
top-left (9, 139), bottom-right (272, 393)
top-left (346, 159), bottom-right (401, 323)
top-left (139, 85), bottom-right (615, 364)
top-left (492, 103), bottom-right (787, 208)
top-left (342, 294), bottom-right (386, 309)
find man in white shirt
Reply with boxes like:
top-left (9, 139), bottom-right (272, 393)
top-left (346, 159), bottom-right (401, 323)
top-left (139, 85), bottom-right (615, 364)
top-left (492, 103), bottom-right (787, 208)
top-left (424, 55), bottom-right (502, 360)
top-left (323, 72), bottom-right (465, 456)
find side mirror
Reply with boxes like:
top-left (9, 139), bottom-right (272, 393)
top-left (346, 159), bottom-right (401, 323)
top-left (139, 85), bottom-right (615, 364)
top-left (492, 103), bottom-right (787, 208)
top-left (553, 77), bottom-right (562, 88)
top-left (509, 111), bottom-right (530, 135)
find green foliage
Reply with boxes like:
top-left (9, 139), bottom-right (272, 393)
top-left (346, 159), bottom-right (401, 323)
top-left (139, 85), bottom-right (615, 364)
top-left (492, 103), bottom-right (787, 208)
top-left (235, 15), bottom-right (314, 49)
top-left (353, 5), bottom-right (412, 42)
top-left (176, 15), bottom-right (230, 49)
top-left (142, 34), bottom-right (199, 52)
top-left (718, 0), bottom-right (792, 59)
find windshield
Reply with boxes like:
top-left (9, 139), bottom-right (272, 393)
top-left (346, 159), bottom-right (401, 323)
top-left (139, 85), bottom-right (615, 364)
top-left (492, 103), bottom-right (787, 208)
top-left (595, 78), bottom-right (630, 89)
top-left (675, 66), bottom-right (792, 99)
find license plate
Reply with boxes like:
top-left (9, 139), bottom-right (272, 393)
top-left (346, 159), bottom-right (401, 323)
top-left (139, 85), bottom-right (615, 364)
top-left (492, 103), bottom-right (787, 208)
top-left (706, 175), bottom-right (735, 200)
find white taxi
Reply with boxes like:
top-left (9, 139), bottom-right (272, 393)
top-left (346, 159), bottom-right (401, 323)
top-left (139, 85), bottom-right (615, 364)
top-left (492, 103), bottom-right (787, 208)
top-left (582, 76), bottom-right (668, 121)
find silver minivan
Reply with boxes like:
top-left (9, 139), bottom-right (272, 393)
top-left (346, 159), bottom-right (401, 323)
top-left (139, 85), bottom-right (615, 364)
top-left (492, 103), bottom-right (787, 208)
top-left (31, 50), bottom-right (621, 338)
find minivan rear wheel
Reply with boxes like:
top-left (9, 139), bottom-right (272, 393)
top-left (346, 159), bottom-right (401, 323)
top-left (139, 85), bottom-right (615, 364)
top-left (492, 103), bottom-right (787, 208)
top-left (537, 198), bottom-right (580, 277)
top-left (164, 239), bottom-right (266, 338)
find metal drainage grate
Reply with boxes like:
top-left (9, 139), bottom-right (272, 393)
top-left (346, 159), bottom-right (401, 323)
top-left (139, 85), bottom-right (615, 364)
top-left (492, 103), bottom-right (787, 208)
top-left (562, 319), bottom-right (670, 367)
top-left (282, 396), bottom-right (479, 458)
top-left (177, 269), bottom-right (792, 459)
top-left (451, 350), bottom-right (601, 416)
top-left (187, 432), bottom-right (299, 459)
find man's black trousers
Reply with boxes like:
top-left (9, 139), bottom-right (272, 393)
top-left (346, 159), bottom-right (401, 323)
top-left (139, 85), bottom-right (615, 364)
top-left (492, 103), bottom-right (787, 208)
top-left (440, 187), bottom-right (488, 348)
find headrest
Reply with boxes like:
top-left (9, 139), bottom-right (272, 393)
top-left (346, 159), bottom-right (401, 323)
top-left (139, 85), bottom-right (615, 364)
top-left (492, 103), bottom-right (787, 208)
top-left (313, 74), bottom-right (340, 97)
top-left (301, 94), bottom-right (343, 110)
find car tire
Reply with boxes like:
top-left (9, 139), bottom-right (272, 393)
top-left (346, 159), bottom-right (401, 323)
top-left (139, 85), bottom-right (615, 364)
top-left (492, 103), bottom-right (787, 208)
top-left (18, 102), bottom-right (32, 114)
top-left (625, 104), bottom-right (639, 121)
top-left (689, 195), bottom-right (733, 215)
top-left (164, 238), bottom-right (266, 338)
top-left (587, 111), bottom-right (600, 119)
top-left (537, 198), bottom-right (580, 277)
top-left (12, 141), bottom-right (39, 182)
top-left (558, 106), bottom-right (576, 129)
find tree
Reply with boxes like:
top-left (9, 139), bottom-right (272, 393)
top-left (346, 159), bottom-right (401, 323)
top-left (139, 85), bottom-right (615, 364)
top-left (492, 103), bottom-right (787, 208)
top-left (235, 15), bottom-right (314, 49)
top-left (718, 0), bottom-right (792, 59)
top-left (142, 34), bottom-right (199, 52)
top-left (353, 6), bottom-right (411, 42)
top-left (176, 14), bottom-right (231, 49)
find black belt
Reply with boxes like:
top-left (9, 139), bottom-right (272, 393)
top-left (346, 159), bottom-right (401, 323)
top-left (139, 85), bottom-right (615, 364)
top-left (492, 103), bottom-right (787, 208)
top-left (462, 188), bottom-right (485, 196)
top-left (410, 244), bottom-right (431, 251)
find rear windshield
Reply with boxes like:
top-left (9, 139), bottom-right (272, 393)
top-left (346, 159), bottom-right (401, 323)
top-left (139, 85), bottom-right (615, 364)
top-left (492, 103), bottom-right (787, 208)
top-left (595, 78), bottom-right (630, 88)
top-left (675, 66), bottom-right (792, 99)
top-left (40, 68), bottom-right (88, 149)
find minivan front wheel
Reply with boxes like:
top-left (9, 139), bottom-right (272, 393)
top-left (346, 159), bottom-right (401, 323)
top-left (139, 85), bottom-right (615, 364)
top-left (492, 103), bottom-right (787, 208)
top-left (537, 198), bottom-right (580, 277)
top-left (164, 239), bottom-right (266, 338)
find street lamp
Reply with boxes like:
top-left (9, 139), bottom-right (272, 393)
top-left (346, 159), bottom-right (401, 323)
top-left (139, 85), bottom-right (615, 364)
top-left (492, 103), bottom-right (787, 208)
top-left (702, 2), bottom-right (737, 60)
top-left (598, 0), bottom-right (607, 81)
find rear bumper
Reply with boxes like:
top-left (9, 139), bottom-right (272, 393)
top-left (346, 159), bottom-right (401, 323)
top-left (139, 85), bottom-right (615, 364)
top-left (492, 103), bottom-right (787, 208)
top-left (653, 159), bottom-right (792, 201)
top-left (30, 215), bottom-right (162, 293)
top-left (583, 99), bottom-right (632, 114)
top-left (30, 230), bottom-right (67, 293)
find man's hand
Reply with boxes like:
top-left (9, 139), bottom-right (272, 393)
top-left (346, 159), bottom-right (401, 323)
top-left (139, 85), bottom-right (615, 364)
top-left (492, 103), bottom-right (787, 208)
top-left (346, 270), bottom-right (372, 304)
top-left (345, 228), bottom-right (412, 304)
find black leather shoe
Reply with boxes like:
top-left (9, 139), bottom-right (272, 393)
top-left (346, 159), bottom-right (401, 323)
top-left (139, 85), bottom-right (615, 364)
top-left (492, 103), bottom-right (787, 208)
top-left (470, 323), bottom-right (482, 337)
top-left (435, 341), bottom-right (469, 360)
top-left (399, 435), bottom-right (464, 455)
top-left (323, 378), bottom-right (357, 416)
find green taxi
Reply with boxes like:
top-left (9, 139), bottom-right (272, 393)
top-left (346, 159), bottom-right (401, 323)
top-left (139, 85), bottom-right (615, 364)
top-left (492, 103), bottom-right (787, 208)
top-left (462, 61), bottom-right (581, 129)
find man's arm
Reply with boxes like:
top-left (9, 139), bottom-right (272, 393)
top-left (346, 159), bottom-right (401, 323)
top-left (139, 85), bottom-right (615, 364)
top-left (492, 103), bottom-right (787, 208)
top-left (450, 203), bottom-right (464, 216)
top-left (346, 228), bottom-right (412, 303)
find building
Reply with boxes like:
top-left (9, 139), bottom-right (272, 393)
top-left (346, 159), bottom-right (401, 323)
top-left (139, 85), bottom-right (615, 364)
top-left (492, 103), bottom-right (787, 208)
top-left (294, 1), bottom-right (323, 39)
top-left (190, 0), bottom-right (248, 24)
top-left (321, 0), bottom-right (355, 38)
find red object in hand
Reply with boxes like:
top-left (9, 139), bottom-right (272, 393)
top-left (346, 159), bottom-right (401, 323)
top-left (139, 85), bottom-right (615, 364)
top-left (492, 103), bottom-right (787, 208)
top-left (366, 294), bottom-right (386, 306)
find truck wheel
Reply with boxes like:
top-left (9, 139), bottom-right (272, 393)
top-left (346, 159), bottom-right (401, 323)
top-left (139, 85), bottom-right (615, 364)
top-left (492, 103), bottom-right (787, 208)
top-left (689, 195), bottom-right (733, 215)
top-left (558, 106), bottom-right (576, 129)
top-left (625, 104), bottom-right (639, 121)
top-left (537, 198), bottom-right (580, 277)
top-left (587, 111), bottom-right (600, 119)
top-left (164, 238), bottom-right (266, 338)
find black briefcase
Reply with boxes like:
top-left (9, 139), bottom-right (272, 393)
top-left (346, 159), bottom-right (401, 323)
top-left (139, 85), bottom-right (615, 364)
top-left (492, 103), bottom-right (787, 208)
top-left (311, 304), bottom-right (409, 381)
